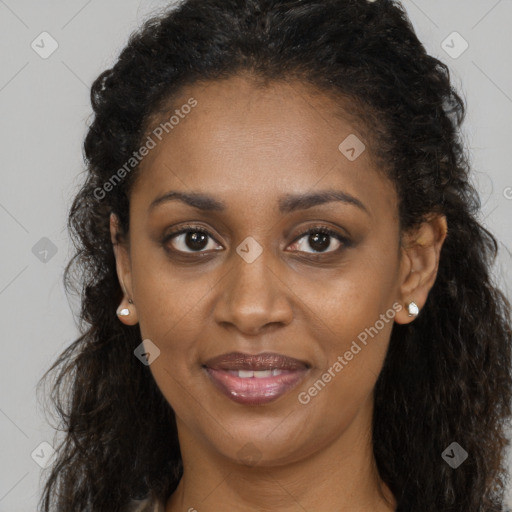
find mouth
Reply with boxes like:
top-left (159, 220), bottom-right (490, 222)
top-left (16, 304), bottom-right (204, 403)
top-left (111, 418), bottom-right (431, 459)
top-left (202, 352), bottom-right (311, 406)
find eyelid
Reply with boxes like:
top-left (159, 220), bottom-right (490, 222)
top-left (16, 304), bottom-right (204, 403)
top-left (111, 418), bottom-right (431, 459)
top-left (290, 226), bottom-right (349, 243)
top-left (162, 224), bottom-right (223, 252)
top-left (287, 226), bottom-right (351, 254)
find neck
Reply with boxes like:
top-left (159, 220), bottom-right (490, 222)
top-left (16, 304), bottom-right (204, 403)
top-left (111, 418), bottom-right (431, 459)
top-left (166, 394), bottom-right (396, 512)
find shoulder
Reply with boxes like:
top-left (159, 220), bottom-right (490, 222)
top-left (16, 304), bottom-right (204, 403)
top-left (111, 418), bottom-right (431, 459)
top-left (125, 495), bottom-right (166, 512)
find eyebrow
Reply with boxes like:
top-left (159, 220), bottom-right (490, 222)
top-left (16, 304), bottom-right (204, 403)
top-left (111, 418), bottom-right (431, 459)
top-left (148, 189), bottom-right (369, 215)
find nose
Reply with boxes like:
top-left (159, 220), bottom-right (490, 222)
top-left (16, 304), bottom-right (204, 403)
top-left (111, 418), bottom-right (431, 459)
top-left (213, 248), bottom-right (294, 335)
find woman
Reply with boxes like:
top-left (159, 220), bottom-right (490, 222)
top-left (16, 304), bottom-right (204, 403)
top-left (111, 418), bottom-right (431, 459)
top-left (38, 0), bottom-right (512, 511)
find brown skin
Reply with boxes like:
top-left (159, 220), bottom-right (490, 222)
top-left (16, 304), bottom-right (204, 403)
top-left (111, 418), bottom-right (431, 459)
top-left (110, 74), bottom-right (447, 512)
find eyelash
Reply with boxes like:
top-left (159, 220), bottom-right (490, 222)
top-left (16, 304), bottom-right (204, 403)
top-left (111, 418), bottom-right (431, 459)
top-left (161, 224), bottom-right (351, 258)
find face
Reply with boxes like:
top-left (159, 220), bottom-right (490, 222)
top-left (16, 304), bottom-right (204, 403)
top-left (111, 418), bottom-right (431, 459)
top-left (111, 74), bottom-right (446, 467)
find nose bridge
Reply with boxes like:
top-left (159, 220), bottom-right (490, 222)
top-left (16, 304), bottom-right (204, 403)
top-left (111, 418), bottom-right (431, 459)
top-left (214, 238), bottom-right (293, 333)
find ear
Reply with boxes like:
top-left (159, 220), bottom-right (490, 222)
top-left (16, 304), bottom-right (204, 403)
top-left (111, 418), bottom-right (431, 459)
top-left (394, 213), bottom-right (448, 324)
top-left (110, 213), bottom-right (139, 326)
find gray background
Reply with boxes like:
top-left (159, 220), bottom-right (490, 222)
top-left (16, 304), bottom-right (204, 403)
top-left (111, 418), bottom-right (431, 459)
top-left (0, 1), bottom-right (511, 510)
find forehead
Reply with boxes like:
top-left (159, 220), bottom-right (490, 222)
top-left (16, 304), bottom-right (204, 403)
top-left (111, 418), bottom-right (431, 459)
top-left (130, 74), bottom-right (396, 220)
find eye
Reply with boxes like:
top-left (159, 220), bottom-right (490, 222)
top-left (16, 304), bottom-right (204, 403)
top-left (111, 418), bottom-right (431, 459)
top-left (288, 226), bottom-right (350, 254)
top-left (162, 225), bottom-right (222, 254)
top-left (161, 224), bottom-right (351, 257)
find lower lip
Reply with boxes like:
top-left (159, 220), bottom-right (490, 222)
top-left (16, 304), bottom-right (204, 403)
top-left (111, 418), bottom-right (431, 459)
top-left (204, 367), bottom-right (309, 405)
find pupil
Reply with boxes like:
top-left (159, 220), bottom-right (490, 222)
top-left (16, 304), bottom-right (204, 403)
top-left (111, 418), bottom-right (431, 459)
top-left (186, 231), bottom-right (208, 251)
top-left (309, 233), bottom-right (329, 252)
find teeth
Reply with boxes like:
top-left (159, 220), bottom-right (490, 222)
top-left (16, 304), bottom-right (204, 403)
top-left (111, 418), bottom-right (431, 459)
top-left (254, 370), bottom-right (272, 378)
top-left (236, 369), bottom-right (284, 378)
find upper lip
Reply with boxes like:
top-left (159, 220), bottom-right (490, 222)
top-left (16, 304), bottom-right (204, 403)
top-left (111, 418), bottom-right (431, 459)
top-left (203, 352), bottom-right (310, 371)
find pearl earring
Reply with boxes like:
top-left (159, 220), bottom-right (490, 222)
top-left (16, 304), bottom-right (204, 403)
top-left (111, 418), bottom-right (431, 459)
top-left (407, 301), bottom-right (419, 317)
top-left (116, 298), bottom-right (134, 317)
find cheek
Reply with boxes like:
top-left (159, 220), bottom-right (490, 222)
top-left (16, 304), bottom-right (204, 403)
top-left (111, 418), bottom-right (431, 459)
top-left (131, 244), bottom-right (215, 341)
top-left (297, 306), bottom-right (394, 437)
top-left (292, 250), bottom-right (398, 400)
top-left (291, 245), bottom-right (398, 338)
top-left (129, 260), bottom-right (217, 408)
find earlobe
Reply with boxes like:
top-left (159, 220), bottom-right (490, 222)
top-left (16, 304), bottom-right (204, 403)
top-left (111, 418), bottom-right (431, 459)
top-left (394, 214), bottom-right (447, 325)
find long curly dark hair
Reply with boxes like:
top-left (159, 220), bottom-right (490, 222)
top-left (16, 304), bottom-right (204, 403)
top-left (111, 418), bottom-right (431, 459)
top-left (37, 0), bottom-right (512, 510)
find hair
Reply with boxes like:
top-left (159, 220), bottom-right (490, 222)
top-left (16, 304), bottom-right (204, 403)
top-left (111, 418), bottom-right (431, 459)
top-left (38, 0), bottom-right (512, 510)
